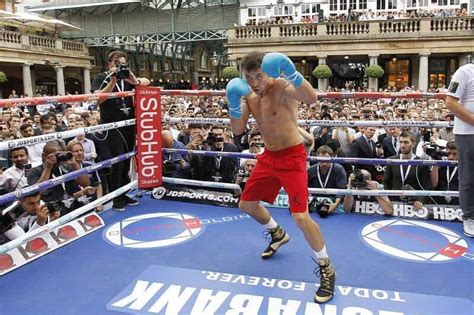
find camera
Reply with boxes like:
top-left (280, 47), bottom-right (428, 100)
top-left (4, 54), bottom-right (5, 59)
top-left (55, 152), bottom-right (73, 163)
top-left (46, 200), bottom-right (63, 213)
top-left (0, 203), bottom-right (25, 234)
top-left (425, 143), bottom-right (447, 160)
top-left (114, 61), bottom-right (130, 80)
top-left (237, 169), bottom-right (250, 183)
top-left (309, 198), bottom-right (330, 218)
top-left (163, 159), bottom-right (181, 174)
top-left (399, 184), bottom-right (416, 203)
top-left (206, 134), bottom-right (224, 145)
top-left (351, 169), bottom-right (368, 189)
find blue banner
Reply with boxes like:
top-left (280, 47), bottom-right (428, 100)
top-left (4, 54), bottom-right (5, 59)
top-left (107, 265), bottom-right (472, 314)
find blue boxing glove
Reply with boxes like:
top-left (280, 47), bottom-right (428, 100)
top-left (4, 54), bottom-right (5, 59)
top-left (225, 78), bottom-right (250, 119)
top-left (262, 53), bottom-right (303, 88)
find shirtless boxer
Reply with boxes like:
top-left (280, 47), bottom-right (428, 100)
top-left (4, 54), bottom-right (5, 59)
top-left (226, 52), bottom-right (336, 303)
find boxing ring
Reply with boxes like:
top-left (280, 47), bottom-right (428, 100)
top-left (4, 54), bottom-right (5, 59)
top-left (0, 90), bottom-right (472, 315)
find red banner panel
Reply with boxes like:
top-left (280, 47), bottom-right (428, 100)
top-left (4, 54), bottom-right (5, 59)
top-left (135, 86), bottom-right (162, 189)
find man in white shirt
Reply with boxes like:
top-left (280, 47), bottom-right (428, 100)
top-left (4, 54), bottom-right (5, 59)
top-left (0, 147), bottom-right (30, 193)
top-left (446, 63), bottom-right (474, 237)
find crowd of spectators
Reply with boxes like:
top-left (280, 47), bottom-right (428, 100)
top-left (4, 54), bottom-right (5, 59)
top-left (245, 7), bottom-right (470, 26)
top-left (0, 84), bottom-right (460, 242)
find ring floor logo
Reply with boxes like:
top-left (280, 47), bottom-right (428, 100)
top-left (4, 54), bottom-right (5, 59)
top-left (361, 219), bottom-right (474, 263)
top-left (103, 212), bottom-right (250, 249)
top-left (107, 265), bottom-right (473, 315)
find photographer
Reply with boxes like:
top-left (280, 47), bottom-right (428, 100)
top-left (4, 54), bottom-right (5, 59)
top-left (0, 193), bottom-right (60, 242)
top-left (429, 140), bottom-right (459, 205)
top-left (0, 147), bottom-right (30, 193)
top-left (202, 125), bottom-right (239, 184)
top-left (344, 169), bottom-right (393, 215)
top-left (186, 124), bottom-right (207, 180)
top-left (91, 50), bottom-right (149, 211)
top-left (383, 131), bottom-right (431, 210)
top-left (239, 130), bottom-right (264, 168)
top-left (68, 141), bottom-right (104, 211)
top-left (234, 159), bottom-right (257, 197)
top-left (307, 146), bottom-right (347, 217)
top-left (27, 141), bottom-right (94, 215)
top-left (162, 130), bottom-right (189, 179)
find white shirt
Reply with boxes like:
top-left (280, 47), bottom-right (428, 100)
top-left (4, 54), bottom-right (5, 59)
top-left (0, 165), bottom-right (28, 192)
top-left (28, 143), bottom-right (45, 167)
top-left (446, 63), bottom-right (474, 134)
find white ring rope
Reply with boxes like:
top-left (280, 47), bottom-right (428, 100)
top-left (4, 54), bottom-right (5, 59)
top-left (0, 180), bottom-right (137, 254)
top-left (163, 117), bottom-right (453, 128)
top-left (0, 119), bottom-right (136, 151)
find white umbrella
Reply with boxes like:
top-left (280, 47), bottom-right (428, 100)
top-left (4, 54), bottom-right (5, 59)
top-left (0, 10), bottom-right (82, 31)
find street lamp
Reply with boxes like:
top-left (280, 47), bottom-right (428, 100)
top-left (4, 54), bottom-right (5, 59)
top-left (211, 52), bottom-right (219, 67)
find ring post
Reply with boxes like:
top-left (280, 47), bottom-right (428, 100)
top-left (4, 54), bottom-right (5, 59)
top-left (135, 86), bottom-right (163, 189)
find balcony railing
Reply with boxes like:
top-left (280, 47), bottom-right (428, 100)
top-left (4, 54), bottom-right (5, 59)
top-left (0, 30), bottom-right (87, 54)
top-left (231, 16), bottom-right (474, 40)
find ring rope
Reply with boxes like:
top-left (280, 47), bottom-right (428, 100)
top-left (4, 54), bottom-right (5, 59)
top-left (159, 90), bottom-right (446, 100)
top-left (1, 116), bottom-right (453, 153)
top-left (160, 177), bottom-right (458, 197)
top-left (0, 90), bottom-right (447, 107)
top-left (163, 117), bottom-right (453, 128)
top-left (0, 119), bottom-right (135, 152)
top-left (0, 152), bottom-right (136, 206)
top-left (164, 148), bottom-right (457, 167)
top-left (0, 91), bottom-right (135, 108)
top-left (0, 180), bottom-right (137, 254)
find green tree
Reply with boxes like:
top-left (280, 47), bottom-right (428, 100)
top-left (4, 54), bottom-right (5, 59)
top-left (365, 65), bottom-right (384, 78)
top-left (0, 71), bottom-right (7, 99)
top-left (312, 65), bottom-right (332, 79)
top-left (222, 67), bottom-right (240, 79)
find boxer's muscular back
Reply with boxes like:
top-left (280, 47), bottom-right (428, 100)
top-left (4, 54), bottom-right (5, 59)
top-left (246, 79), bottom-right (302, 151)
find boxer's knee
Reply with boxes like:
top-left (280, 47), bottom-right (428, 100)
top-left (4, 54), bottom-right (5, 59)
top-left (239, 200), bottom-right (259, 215)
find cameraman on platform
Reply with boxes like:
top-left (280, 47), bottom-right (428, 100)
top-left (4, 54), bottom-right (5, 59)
top-left (429, 140), bottom-right (459, 205)
top-left (344, 169), bottom-right (393, 215)
top-left (91, 50), bottom-right (150, 211)
top-left (0, 193), bottom-right (60, 243)
top-left (307, 146), bottom-right (347, 217)
top-left (27, 141), bottom-right (94, 215)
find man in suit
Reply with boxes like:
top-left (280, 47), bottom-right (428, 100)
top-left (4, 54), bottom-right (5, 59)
top-left (349, 127), bottom-right (377, 178)
top-left (382, 127), bottom-right (401, 158)
top-left (383, 131), bottom-right (431, 210)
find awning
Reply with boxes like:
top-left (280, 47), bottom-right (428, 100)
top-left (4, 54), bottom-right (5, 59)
top-left (0, 10), bottom-right (82, 31)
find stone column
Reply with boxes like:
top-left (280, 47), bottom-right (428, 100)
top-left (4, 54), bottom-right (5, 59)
top-left (54, 64), bottom-right (65, 95)
top-left (83, 67), bottom-right (91, 94)
top-left (22, 62), bottom-right (33, 97)
top-left (368, 54), bottom-right (379, 92)
top-left (418, 53), bottom-right (430, 92)
top-left (317, 56), bottom-right (328, 92)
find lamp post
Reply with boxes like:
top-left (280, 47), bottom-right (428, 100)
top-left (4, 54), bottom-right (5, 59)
top-left (211, 52), bottom-right (220, 82)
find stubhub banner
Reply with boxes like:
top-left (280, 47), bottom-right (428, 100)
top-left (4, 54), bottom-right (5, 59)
top-left (107, 265), bottom-right (472, 315)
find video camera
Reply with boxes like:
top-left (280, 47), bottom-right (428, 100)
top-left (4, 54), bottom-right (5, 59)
top-left (0, 202), bottom-right (25, 234)
top-left (351, 169), bottom-right (368, 189)
top-left (309, 198), bottom-right (331, 218)
top-left (425, 143), bottom-right (447, 160)
top-left (113, 61), bottom-right (131, 80)
top-left (206, 134), bottom-right (224, 145)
